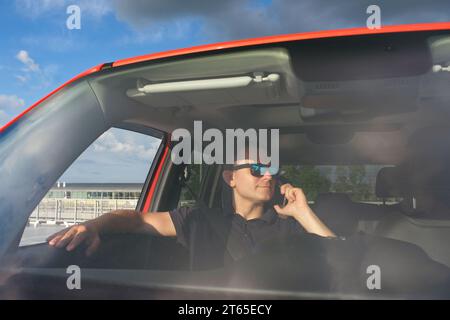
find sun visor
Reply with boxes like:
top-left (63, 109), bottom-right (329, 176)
top-left (288, 32), bottom-right (433, 81)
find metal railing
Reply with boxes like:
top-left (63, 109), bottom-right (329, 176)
top-left (28, 198), bottom-right (139, 227)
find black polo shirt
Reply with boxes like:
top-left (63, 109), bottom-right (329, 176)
top-left (169, 206), bottom-right (305, 269)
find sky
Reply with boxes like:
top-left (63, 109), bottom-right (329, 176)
top-left (59, 128), bottom-right (161, 183)
top-left (2, 0), bottom-right (450, 127)
top-left (1, 0), bottom-right (450, 182)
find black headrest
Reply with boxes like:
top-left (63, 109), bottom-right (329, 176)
top-left (376, 167), bottom-right (409, 198)
top-left (312, 192), bottom-right (358, 236)
top-left (375, 167), bottom-right (423, 215)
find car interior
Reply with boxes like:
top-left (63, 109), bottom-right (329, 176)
top-left (2, 28), bottom-right (450, 298)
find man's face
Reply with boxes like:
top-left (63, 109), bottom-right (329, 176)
top-left (226, 159), bottom-right (276, 204)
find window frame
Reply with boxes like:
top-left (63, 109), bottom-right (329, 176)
top-left (19, 123), bottom-right (166, 247)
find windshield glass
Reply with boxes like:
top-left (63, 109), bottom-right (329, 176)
top-left (3, 30), bottom-right (450, 299)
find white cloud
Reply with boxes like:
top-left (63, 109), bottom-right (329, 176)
top-left (15, 0), bottom-right (450, 45)
top-left (112, 0), bottom-right (450, 40)
top-left (93, 130), bottom-right (157, 161)
top-left (57, 128), bottom-right (161, 183)
top-left (16, 50), bottom-right (40, 72)
top-left (79, 0), bottom-right (113, 19)
top-left (15, 75), bottom-right (29, 83)
top-left (117, 19), bottom-right (195, 46)
top-left (14, 50), bottom-right (57, 89)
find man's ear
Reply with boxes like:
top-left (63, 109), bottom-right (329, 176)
top-left (222, 170), bottom-right (235, 187)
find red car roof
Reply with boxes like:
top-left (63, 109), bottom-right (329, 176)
top-left (2, 21), bottom-right (450, 133)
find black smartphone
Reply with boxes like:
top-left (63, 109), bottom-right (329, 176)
top-left (275, 176), bottom-right (289, 208)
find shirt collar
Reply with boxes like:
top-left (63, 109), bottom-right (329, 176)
top-left (228, 205), bottom-right (277, 223)
top-left (260, 206), bottom-right (278, 223)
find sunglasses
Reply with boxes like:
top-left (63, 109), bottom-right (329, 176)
top-left (232, 163), bottom-right (280, 177)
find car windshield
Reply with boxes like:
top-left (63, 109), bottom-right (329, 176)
top-left (2, 29), bottom-right (450, 299)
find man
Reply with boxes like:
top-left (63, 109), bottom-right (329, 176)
top-left (47, 157), bottom-right (335, 268)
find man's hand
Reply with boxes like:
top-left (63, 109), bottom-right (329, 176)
top-left (273, 183), bottom-right (310, 218)
top-left (274, 183), bottom-right (336, 238)
top-left (47, 222), bottom-right (100, 256)
top-left (45, 210), bottom-right (175, 256)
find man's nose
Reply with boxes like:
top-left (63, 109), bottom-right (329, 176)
top-left (261, 170), bottom-right (273, 180)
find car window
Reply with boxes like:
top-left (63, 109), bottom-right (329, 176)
top-left (177, 164), bottom-right (203, 208)
top-left (20, 127), bottom-right (161, 246)
top-left (281, 164), bottom-right (402, 204)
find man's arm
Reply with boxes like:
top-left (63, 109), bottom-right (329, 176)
top-left (47, 210), bottom-right (176, 256)
top-left (291, 205), bottom-right (336, 238)
top-left (274, 184), bottom-right (336, 238)
top-left (88, 210), bottom-right (176, 236)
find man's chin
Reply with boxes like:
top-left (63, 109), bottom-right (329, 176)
top-left (256, 192), bottom-right (274, 202)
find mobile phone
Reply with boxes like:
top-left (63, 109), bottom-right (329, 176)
top-left (276, 177), bottom-right (288, 208)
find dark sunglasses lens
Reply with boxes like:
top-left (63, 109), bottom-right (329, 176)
top-left (250, 164), bottom-right (263, 177)
top-left (250, 164), bottom-right (279, 177)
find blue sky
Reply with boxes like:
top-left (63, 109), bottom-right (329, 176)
top-left (0, 1), bottom-right (208, 126)
top-left (59, 128), bottom-right (161, 183)
top-left (1, 0), bottom-right (450, 182)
